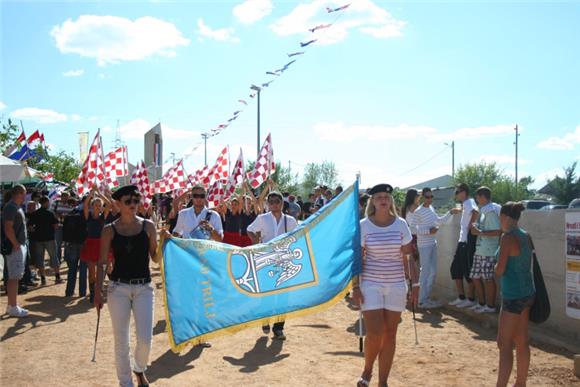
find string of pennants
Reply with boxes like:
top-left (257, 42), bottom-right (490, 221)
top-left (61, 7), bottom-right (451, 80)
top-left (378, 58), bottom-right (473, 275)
top-left (76, 131), bottom-right (276, 206)
top-left (182, 2), bottom-right (352, 158)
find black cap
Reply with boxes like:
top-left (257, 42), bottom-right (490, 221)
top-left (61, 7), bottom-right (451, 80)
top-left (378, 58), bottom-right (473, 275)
top-left (112, 185), bottom-right (140, 200)
top-left (368, 184), bottom-right (393, 195)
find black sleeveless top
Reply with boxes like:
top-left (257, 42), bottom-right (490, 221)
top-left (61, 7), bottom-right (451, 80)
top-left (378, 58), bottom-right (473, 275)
top-left (110, 221), bottom-right (150, 280)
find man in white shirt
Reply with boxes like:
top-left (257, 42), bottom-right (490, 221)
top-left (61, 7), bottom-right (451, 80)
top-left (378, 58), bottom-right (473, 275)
top-left (449, 183), bottom-right (479, 308)
top-left (247, 191), bottom-right (298, 340)
top-left (173, 185), bottom-right (223, 242)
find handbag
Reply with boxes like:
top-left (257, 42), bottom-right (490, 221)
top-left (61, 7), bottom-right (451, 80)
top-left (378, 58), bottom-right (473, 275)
top-left (528, 235), bottom-right (550, 323)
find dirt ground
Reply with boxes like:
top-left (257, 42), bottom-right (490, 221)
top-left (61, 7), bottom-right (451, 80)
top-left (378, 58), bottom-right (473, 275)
top-left (1, 267), bottom-right (578, 387)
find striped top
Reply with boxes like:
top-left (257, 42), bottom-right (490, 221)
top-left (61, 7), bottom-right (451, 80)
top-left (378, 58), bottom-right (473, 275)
top-left (412, 205), bottom-right (452, 247)
top-left (360, 217), bottom-right (413, 285)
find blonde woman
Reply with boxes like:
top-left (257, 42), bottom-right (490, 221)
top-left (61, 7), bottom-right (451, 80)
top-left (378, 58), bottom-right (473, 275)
top-left (352, 184), bottom-right (418, 387)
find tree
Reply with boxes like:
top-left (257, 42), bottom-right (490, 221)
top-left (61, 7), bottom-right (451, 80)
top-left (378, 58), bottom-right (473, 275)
top-left (33, 150), bottom-right (81, 185)
top-left (244, 160), bottom-right (299, 194)
top-left (300, 161), bottom-right (339, 197)
top-left (550, 162), bottom-right (580, 204)
top-left (454, 162), bottom-right (535, 204)
top-left (0, 118), bottom-right (20, 154)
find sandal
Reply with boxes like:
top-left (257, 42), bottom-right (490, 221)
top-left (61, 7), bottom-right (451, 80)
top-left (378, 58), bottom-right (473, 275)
top-left (133, 371), bottom-right (149, 387)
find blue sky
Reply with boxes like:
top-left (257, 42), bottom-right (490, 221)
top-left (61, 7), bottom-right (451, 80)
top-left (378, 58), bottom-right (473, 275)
top-left (1, 0), bottom-right (579, 189)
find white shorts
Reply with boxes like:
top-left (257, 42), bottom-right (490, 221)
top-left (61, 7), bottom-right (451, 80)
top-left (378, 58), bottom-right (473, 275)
top-left (361, 281), bottom-right (407, 312)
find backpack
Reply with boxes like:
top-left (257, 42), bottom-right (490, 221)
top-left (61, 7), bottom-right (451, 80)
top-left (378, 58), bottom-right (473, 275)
top-left (63, 211), bottom-right (87, 244)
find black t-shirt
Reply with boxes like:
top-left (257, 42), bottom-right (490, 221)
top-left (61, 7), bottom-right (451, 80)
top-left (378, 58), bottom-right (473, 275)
top-left (28, 207), bottom-right (58, 242)
top-left (223, 210), bottom-right (256, 235)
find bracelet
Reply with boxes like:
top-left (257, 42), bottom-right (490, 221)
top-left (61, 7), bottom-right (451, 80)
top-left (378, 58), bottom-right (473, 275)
top-left (412, 283), bottom-right (420, 288)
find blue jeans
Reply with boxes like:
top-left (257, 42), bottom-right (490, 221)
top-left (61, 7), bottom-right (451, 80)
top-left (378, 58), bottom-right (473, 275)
top-left (55, 226), bottom-right (63, 261)
top-left (64, 243), bottom-right (87, 296)
top-left (418, 243), bottom-right (438, 304)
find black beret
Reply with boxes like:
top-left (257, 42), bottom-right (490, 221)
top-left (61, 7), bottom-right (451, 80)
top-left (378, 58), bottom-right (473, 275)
top-left (368, 184), bottom-right (393, 195)
top-left (112, 185), bottom-right (140, 200)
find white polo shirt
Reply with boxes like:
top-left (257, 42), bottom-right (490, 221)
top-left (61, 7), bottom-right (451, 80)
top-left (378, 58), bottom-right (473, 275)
top-left (246, 212), bottom-right (298, 243)
top-left (459, 198), bottom-right (478, 243)
top-left (173, 207), bottom-right (224, 239)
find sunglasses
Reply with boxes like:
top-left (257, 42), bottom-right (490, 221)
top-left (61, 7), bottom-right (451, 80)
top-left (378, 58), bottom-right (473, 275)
top-left (123, 198), bottom-right (140, 205)
top-left (192, 194), bottom-right (206, 199)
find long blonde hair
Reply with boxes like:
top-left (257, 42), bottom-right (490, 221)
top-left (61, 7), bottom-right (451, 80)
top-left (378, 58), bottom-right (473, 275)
top-left (366, 193), bottom-right (398, 218)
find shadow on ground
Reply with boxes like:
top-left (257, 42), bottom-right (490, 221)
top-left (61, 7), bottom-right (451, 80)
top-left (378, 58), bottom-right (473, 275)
top-left (148, 346), bottom-right (205, 383)
top-left (1, 294), bottom-right (91, 342)
top-left (223, 336), bottom-right (289, 373)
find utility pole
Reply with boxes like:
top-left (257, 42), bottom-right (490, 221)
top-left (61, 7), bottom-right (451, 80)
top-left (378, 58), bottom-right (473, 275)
top-left (202, 133), bottom-right (209, 166)
top-left (445, 141), bottom-right (455, 178)
top-left (114, 119), bottom-right (122, 148)
top-left (514, 125), bottom-right (520, 199)
top-left (170, 152), bottom-right (176, 166)
top-left (250, 84), bottom-right (262, 157)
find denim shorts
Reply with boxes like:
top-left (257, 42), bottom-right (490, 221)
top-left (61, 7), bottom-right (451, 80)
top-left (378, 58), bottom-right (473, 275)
top-left (502, 294), bottom-right (535, 314)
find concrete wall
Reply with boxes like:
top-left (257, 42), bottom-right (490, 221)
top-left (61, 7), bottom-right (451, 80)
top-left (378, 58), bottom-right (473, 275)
top-left (432, 209), bottom-right (580, 343)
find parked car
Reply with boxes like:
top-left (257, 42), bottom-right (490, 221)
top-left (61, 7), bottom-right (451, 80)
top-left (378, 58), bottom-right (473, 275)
top-left (569, 198), bottom-right (580, 209)
top-left (522, 199), bottom-right (551, 210)
top-left (540, 204), bottom-right (568, 211)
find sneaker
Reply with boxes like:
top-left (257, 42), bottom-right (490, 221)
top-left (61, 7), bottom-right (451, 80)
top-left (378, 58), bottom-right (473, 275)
top-left (425, 299), bottom-right (443, 309)
top-left (468, 303), bottom-right (484, 311)
top-left (7, 305), bottom-right (29, 317)
top-left (448, 297), bottom-right (464, 306)
top-left (477, 305), bottom-right (497, 314)
top-left (273, 330), bottom-right (286, 341)
top-left (457, 299), bottom-right (476, 308)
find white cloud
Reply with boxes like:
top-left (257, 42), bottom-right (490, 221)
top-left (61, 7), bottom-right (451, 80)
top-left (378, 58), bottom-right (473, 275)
top-left (0, 101), bottom-right (5, 111)
top-left (233, 0), bottom-right (273, 24)
top-left (537, 125), bottom-right (580, 150)
top-left (10, 107), bottom-right (68, 124)
top-left (102, 119), bottom-right (200, 140)
top-left (270, 0), bottom-right (405, 45)
top-left (314, 122), bottom-right (515, 143)
top-left (197, 18), bottom-right (240, 43)
top-left (532, 168), bottom-right (562, 189)
top-left (70, 114), bottom-right (82, 121)
top-left (51, 15), bottom-right (190, 65)
top-left (98, 73), bottom-right (110, 79)
top-left (478, 154), bottom-right (528, 166)
top-left (62, 69), bottom-right (84, 77)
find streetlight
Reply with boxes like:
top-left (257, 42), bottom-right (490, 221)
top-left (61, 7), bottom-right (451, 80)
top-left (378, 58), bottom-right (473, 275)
top-left (250, 84), bottom-right (262, 158)
top-left (201, 133), bottom-right (209, 166)
top-left (444, 140), bottom-right (455, 178)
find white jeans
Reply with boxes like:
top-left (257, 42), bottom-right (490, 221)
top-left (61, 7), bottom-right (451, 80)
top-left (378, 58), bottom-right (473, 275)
top-left (107, 281), bottom-right (155, 387)
top-left (418, 243), bottom-right (438, 304)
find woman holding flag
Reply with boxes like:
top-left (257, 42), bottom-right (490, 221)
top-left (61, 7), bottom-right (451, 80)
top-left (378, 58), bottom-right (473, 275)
top-left (352, 184), bottom-right (419, 387)
top-left (94, 185), bottom-right (158, 387)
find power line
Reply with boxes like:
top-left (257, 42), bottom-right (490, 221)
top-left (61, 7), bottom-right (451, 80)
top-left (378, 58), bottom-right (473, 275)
top-left (398, 147), bottom-right (449, 176)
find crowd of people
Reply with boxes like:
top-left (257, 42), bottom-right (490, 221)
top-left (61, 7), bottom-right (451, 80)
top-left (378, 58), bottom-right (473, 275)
top-left (1, 179), bottom-right (536, 387)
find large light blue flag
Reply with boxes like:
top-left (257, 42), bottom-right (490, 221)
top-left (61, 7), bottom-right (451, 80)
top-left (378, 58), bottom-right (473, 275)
top-left (161, 181), bottom-right (361, 352)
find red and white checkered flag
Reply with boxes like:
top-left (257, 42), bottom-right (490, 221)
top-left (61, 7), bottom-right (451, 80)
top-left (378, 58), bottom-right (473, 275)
top-left (207, 180), bottom-right (225, 207)
top-left (225, 148), bottom-right (245, 199)
top-left (153, 160), bottom-right (187, 194)
top-left (203, 147), bottom-right (229, 185)
top-left (248, 134), bottom-right (275, 188)
top-left (130, 160), bottom-right (152, 208)
top-left (104, 145), bottom-right (129, 188)
top-left (194, 166), bottom-right (210, 188)
top-left (76, 130), bottom-right (106, 195)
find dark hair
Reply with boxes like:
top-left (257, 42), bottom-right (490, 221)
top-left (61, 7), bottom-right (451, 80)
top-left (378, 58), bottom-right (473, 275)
top-left (421, 187), bottom-right (432, 195)
top-left (359, 193), bottom-right (370, 207)
top-left (475, 186), bottom-right (491, 200)
top-left (402, 189), bottom-right (419, 219)
top-left (456, 183), bottom-right (469, 195)
top-left (501, 201), bottom-right (525, 220)
top-left (11, 184), bottom-right (26, 195)
top-left (39, 196), bottom-right (50, 206)
top-left (191, 184), bottom-right (207, 194)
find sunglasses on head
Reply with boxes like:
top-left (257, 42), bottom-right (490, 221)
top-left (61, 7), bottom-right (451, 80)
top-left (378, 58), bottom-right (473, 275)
top-left (123, 198), bottom-right (140, 205)
top-left (192, 193), bottom-right (206, 199)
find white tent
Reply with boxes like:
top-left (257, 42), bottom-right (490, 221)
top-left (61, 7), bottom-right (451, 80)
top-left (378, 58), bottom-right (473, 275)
top-left (0, 155), bottom-right (40, 183)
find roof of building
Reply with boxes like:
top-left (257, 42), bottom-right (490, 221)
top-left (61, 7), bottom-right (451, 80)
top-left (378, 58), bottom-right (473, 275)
top-left (403, 174), bottom-right (454, 191)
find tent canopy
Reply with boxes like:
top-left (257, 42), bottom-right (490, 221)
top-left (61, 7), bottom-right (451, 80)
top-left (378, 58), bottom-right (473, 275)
top-left (0, 155), bottom-right (40, 183)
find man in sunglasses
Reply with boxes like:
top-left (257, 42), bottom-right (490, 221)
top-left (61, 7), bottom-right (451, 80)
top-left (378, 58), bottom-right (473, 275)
top-left (449, 183), bottom-right (479, 308)
top-left (247, 191), bottom-right (298, 340)
top-left (172, 185), bottom-right (223, 242)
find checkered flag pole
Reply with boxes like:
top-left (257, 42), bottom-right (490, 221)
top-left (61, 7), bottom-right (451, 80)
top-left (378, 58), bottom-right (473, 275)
top-left (104, 146), bottom-right (129, 189)
top-left (248, 134), bottom-right (275, 188)
top-left (76, 130), bottom-right (106, 195)
top-left (130, 160), bottom-right (152, 208)
top-left (203, 147), bottom-right (230, 186)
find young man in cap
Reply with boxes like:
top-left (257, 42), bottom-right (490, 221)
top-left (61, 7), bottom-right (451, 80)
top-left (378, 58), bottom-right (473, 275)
top-left (247, 191), bottom-right (298, 340)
